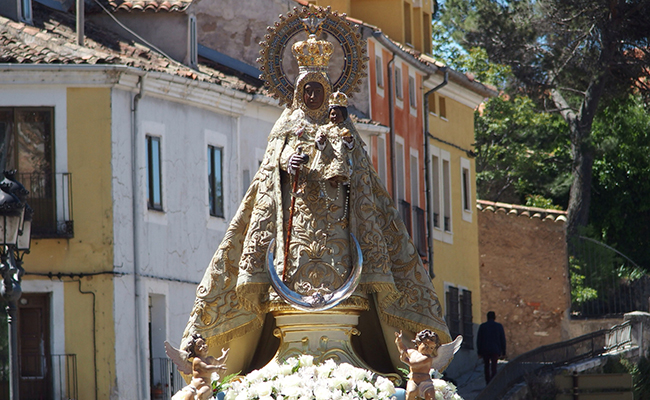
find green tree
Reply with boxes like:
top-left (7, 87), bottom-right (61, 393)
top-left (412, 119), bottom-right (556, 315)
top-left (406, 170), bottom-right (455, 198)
top-left (590, 94), bottom-right (650, 269)
top-left (474, 95), bottom-right (571, 205)
top-left (439, 0), bottom-right (650, 237)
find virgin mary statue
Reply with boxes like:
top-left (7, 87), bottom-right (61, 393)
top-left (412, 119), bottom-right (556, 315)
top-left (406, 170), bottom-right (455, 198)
top-left (180, 6), bottom-right (450, 377)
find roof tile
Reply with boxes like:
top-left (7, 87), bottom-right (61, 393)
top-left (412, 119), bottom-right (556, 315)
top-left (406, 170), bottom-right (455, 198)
top-left (0, 3), bottom-right (264, 96)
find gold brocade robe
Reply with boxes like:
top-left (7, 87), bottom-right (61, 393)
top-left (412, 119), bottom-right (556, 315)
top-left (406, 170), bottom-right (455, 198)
top-left (182, 107), bottom-right (450, 373)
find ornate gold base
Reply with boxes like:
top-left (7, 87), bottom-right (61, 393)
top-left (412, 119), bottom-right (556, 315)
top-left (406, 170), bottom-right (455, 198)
top-left (269, 302), bottom-right (402, 385)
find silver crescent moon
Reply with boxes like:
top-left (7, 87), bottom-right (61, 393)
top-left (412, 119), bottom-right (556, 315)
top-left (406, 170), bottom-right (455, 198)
top-left (266, 234), bottom-right (363, 311)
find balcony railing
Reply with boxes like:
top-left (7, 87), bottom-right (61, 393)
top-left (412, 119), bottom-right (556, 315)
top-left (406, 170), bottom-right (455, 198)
top-left (18, 172), bottom-right (73, 238)
top-left (151, 357), bottom-right (186, 400)
top-left (399, 200), bottom-right (412, 236)
top-left (12, 354), bottom-right (78, 400)
top-left (412, 205), bottom-right (426, 257)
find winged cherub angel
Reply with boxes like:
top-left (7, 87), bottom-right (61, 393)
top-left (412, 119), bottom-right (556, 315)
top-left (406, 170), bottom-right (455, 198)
top-left (394, 330), bottom-right (463, 400)
top-left (165, 333), bottom-right (229, 400)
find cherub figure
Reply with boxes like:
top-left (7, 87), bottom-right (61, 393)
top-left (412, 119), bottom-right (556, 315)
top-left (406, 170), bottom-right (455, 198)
top-left (165, 333), bottom-right (229, 400)
top-left (395, 330), bottom-right (463, 400)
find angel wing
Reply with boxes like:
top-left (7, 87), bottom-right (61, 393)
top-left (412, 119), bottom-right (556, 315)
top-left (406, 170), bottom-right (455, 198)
top-left (431, 335), bottom-right (463, 373)
top-left (164, 340), bottom-right (192, 375)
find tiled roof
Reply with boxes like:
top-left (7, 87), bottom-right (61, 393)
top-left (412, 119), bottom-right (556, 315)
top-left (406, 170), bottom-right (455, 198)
top-left (104, 0), bottom-right (192, 12)
top-left (477, 200), bottom-right (567, 223)
top-left (0, 3), bottom-right (265, 95)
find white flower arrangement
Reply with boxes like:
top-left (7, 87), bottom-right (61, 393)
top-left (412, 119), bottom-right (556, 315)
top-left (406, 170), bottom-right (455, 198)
top-left (221, 355), bottom-right (397, 400)
top-left (431, 379), bottom-right (463, 400)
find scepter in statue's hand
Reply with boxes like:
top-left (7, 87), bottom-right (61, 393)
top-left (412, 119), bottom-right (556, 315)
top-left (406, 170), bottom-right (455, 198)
top-left (284, 146), bottom-right (308, 281)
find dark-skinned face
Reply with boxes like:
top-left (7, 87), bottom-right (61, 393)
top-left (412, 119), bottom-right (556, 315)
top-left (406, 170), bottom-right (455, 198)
top-left (329, 107), bottom-right (344, 124)
top-left (303, 82), bottom-right (324, 110)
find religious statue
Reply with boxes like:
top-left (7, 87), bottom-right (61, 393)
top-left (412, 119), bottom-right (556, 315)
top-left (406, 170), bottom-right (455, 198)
top-left (180, 5), bottom-right (450, 377)
top-left (394, 330), bottom-right (463, 400)
top-left (165, 334), bottom-right (229, 400)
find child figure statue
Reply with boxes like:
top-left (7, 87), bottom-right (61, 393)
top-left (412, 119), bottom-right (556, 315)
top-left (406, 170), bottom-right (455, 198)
top-left (395, 330), bottom-right (463, 400)
top-left (166, 333), bottom-right (229, 400)
top-left (395, 330), bottom-right (440, 400)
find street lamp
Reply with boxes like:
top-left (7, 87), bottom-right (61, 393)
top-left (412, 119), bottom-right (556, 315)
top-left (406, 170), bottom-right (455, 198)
top-left (0, 170), bottom-right (31, 400)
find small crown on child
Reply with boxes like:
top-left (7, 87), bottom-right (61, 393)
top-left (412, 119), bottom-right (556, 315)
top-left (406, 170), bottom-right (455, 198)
top-left (329, 91), bottom-right (348, 108)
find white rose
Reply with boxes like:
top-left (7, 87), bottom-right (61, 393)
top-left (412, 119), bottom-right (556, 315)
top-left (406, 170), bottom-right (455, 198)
top-left (247, 369), bottom-right (264, 383)
top-left (298, 354), bottom-right (314, 367)
top-left (314, 386), bottom-right (331, 400)
top-left (253, 381), bottom-right (274, 397)
top-left (376, 376), bottom-right (396, 395)
top-left (280, 364), bottom-right (294, 376)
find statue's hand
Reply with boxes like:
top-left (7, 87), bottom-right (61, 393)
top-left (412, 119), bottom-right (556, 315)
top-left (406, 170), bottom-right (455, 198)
top-left (288, 152), bottom-right (309, 175)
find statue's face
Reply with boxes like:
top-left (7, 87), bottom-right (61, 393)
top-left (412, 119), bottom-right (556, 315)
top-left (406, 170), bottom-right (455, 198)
top-left (195, 338), bottom-right (208, 357)
top-left (417, 338), bottom-right (439, 356)
top-left (303, 82), bottom-right (324, 110)
top-left (329, 107), bottom-right (345, 124)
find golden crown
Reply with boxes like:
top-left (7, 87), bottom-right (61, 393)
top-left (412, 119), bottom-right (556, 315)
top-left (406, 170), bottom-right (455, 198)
top-left (292, 34), bottom-right (334, 69)
top-left (329, 91), bottom-right (348, 108)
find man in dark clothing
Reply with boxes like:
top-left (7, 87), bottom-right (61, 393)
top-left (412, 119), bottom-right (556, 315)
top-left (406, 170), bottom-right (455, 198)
top-left (476, 311), bottom-right (506, 384)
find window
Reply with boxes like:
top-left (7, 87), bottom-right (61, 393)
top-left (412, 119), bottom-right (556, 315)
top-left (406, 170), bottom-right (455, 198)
top-left (394, 66), bottom-right (403, 100)
top-left (439, 96), bottom-right (447, 119)
top-left (404, 2), bottom-right (412, 45)
top-left (375, 54), bottom-right (384, 88)
top-left (428, 93), bottom-right (436, 115)
top-left (461, 157), bottom-right (472, 222)
top-left (0, 107), bottom-right (72, 237)
top-left (411, 152), bottom-right (425, 256)
top-left (376, 135), bottom-right (387, 185)
top-left (146, 135), bottom-right (163, 211)
top-left (208, 145), bottom-right (223, 218)
top-left (442, 158), bottom-right (451, 232)
top-left (408, 75), bottom-right (417, 109)
top-left (395, 139), bottom-right (405, 201)
top-left (422, 14), bottom-right (432, 54)
top-left (431, 154), bottom-right (440, 229)
top-left (446, 286), bottom-right (474, 349)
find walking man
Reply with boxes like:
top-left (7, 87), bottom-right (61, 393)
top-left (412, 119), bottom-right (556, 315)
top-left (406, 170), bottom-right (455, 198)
top-left (476, 311), bottom-right (506, 384)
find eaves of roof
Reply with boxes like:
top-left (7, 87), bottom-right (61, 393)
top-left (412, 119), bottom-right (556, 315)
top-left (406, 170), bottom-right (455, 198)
top-left (103, 0), bottom-right (192, 13)
top-left (0, 3), bottom-right (265, 97)
top-left (477, 200), bottom-right (567, 223)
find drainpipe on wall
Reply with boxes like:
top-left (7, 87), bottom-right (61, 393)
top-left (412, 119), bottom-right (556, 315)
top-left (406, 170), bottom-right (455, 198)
top-left (131, 74), bottom-right (147, 400)
top-left (76, 0), bottom-right (84, 45)
top-left (423, 67), bottom-right (448, 278)
top-left (387, 53), bottom-right (397, 202)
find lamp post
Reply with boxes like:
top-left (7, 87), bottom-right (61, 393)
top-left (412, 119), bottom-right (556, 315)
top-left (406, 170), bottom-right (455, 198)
top-left (0, 171), bottom-right (31, 400)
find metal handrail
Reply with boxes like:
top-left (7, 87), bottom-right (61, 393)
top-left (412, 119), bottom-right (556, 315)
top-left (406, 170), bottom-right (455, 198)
top-left (475, 321), bottom-right (633, 400)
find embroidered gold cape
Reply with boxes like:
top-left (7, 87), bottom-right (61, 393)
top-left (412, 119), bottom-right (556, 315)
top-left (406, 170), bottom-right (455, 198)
top-left (181, 105), bottom-right (450, 373)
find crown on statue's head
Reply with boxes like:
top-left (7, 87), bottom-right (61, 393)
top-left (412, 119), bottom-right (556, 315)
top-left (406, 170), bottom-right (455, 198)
top-left (292, 34), bottom-right (334, 70)
top-left (329, 91), bottom-right (348, 108)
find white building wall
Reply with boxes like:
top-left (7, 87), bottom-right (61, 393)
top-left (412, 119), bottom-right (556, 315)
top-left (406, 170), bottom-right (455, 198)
top-left (111, 80), bottom-right (282, 399)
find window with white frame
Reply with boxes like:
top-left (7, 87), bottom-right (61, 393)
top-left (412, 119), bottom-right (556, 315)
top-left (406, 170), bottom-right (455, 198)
top-left (442, 157), bottom-right (451, 232)
top-left (408, 75), bottom-right (417, 109)
top-left (208, 145), bottom-right (224, 218)
top-left (431, 152), bottom-right (441, 229)
top-left (410, 151), bottom-right (426, 256)
top-left (445, 284), bottom-right (474, 349)
top-left (395, 66), bottom-right (403, 100)
top-left (376, 135), bottom-right (387, 186)
top-left (375, 54), bottom-right (384, 88)
top-left (460, 157), bottom-right (472, 222)
top-left (430, 145), bottom-right (452, 243)
top-left (395, 138), bottom-right (405, 201)
top-left (439, 96), bottom-right (447, 119)
top-left (146, 135), bottom-right (163, 211)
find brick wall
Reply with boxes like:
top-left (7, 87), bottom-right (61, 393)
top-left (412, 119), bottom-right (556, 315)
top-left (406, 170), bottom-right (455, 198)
top-left (477, 202), bottom-right (570, 359)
